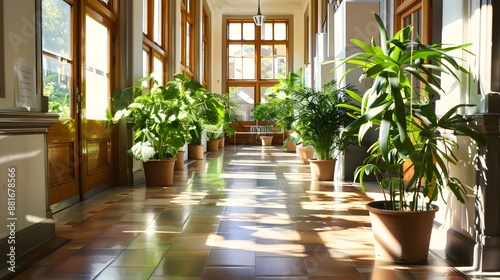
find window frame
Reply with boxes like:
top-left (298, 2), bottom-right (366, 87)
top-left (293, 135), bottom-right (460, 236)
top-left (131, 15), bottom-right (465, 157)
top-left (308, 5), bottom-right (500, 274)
top-left (142, 0), bottom-right (168, 85)
top-left (181, 0), bottom-right (195, 78)
top-left (224, 17), bottom-right (292, 113)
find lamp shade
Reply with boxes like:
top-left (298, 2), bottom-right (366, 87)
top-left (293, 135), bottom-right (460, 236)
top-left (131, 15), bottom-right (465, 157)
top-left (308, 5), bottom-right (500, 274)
top-left (253, 14), bottom-right (266, 26)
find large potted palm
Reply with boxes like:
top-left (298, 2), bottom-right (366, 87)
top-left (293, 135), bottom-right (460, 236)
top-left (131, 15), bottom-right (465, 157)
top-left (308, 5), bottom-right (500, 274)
top-left (107, 75), bottom-right (192, 186)
top-left (272, 69), bottom-right (303, 152)
top-left (292, 81), bottom-right (353, 181)
top-left (336, 14), bottom-right (485, 263)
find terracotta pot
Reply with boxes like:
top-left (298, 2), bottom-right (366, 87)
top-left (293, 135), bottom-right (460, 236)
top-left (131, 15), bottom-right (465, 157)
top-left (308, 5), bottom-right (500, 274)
top-left (298, 147), bottom-right (315, 164)
top-left (308, 158), bottom-right (336, 181)
top-left (143, 158), bottom-right (176, 186)
top-left (366, 201), bottom-right (439, 264)
top-left (188, 145), bottom-right (204, 160)
top-left (260, 135), bottom-right (273, 146)
top-left (174, 151), bottom-right (185, 170)
top-left (207, 139), bottom-right (220, 152)
top-left (286, 140), bottom-right (296, 152)
top-left (219, 138), bottom-right (225, 148)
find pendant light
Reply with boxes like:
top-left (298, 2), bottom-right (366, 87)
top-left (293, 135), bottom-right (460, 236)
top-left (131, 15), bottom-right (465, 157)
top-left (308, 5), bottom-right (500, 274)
top-left (253, 0), bottom-right (265, 26)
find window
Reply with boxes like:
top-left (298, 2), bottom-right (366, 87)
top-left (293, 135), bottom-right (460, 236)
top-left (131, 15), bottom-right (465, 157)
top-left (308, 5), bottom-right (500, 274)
top-left (395, 0), bottom-right (436, 103)
top-left (181, 0), bottom-right (195, 78)
top-left (225, 18), bottom-right (291, 121)
top-left (143, 0), bottom-right (167, 85)
top-left (42, 0), bottom-right (73, 118)
top-left (395, 0), bottom-right (430, 43)
top-left (201, 5), bottom-right (210, 88)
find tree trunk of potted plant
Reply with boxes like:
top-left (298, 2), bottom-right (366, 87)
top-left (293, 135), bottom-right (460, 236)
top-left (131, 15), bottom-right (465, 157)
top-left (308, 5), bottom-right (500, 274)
top-left (143, 158), bottom-right (176, 186)
top-left (366, 201), bottom-right (439, 263)
top-left (309, 158), bottom-right (336, 181)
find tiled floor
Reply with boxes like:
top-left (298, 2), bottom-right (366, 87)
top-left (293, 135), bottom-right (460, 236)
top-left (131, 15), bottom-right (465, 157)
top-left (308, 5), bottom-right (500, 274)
top-left (10, 145), bottom-right (483, 279)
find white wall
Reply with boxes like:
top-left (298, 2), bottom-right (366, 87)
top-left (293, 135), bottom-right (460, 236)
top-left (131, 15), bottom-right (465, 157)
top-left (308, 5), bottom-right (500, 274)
top-left (206, 0), bottom-right (306, 94)
top-left (433, 0), bottom-right (481, 247)
top-left (1, 0), bottom-right (39, 111)
top-left (0, 134), bottom-right (47, 238)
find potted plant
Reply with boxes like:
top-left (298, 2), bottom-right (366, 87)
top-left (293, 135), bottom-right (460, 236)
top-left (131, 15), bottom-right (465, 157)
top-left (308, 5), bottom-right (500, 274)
top-left (253, 99), bottom-right (280, 146)
top-left (107, 75), bottom-right (192, 186)
top-left (187, 88), bottom-right (225, 159)
top-left (219, 93), bottom-right (238, 147)
top-left (336, 14), bottom-right (485, 263)
top-left (292, 81), bottom-right (353, 181)
top-left (272, 69), bottom-right (303, 152)
top-left (206, 127), bottom-right (222, 152)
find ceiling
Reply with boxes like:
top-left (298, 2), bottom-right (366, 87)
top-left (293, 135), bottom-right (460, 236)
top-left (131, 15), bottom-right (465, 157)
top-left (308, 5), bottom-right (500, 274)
top-left (208, 0), bottom-right (307, 15)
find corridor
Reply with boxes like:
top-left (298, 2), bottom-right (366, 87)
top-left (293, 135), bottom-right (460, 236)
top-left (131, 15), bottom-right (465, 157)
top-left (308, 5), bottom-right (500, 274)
top-left (14, 145), bottom-right (468, 279)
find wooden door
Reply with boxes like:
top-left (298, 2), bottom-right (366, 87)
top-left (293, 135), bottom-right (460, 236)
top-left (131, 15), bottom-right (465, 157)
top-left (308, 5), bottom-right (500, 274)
top-left (79, 10), bottom-right (115, 199)
top-left (45, 0), bottom-right (117, 211)
top-left (44, 0), bottom-right (81, 212)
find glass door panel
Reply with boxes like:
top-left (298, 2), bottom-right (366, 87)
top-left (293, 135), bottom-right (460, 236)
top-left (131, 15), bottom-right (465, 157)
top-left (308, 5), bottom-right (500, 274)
top-left (85, 15), bottom-right (109, 120)
top-left (81, 13), bottom-right (114, 198)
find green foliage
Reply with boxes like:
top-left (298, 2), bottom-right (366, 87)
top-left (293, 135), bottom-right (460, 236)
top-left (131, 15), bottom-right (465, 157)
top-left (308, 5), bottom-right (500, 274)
top-left (186, 89), bottom-right (225, 145)
top-left (272, 69), bottom-right (304, 132)
top-left (107, 73), bottom-right (212, 161)
top-left (253, 101), bottom-right (279, 123)
top-left (43, 73), bottom-right (70, 118)
top-left (336, 14), bottom-right (485, 210)
top-left (292, 81), bottom-right (354, 160)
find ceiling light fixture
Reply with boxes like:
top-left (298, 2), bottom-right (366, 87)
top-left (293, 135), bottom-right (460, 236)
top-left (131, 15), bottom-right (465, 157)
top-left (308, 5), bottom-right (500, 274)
top-left (253, 0), bottom-right (265, 26)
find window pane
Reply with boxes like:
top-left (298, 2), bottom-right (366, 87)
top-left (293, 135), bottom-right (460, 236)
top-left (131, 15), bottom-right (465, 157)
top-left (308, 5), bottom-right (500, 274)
top-left (42, 55), bottom-right (71, 117)
top-left (229, 44), bottom-right (242, 56)
top-left (229, 57), bottom-right (241, 79)
top-left (242, 23), bottom-right (255, 40)
top-left (261, 58), bottom-right (273, 79)
top-left (142, 50), bottom-right (149, 78)
top-left (229, 23), bottom-right (241, 40)
top-left (153, 56), bottom-right (163, 85)
top-left (243, 44), bottom-right (255, 56)
top-left (186, 23), bottom-right (191, 68)
top-left (143, 0), bottom-right (148, 34)
top-left (153, 0), bottom-right (162, 44)
top-left (261, 45), bottom-right (272, 56)
top-left (275, 57), bottom-right (287, 78)
top-left (261, 23), bottom-right (273, 40)
top-left (274, 23), bottom-right (287, 40)
top-left (274, 45), bottom-right (287, 56)
top-left (242, 57), bottom-right (255, 79)
top-left (229, 86), bottom-right (254, 121)
top-left (260, 86), bottom-right (274, 103)
top-left (42, 0), bottom-right (71, 59)
top-left (85, 15), bottom-right (109, 120)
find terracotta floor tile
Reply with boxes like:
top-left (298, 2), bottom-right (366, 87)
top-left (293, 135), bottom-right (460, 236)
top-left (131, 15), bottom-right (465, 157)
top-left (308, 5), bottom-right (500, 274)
top-left (153, 257), bottom-right (207, 277)
top-left (202, 267), bottom-right (255, 280)
top-left (110, 249), bottom-right (166, 266)
top-left (255, 256), bottom-right (308, 276)
top-left (206, 249), bottom-right (256, 266)
top-left (94, 265), bottom-right (156, 280)
top-left (14, 145), bottom-right (483, 279)
top-left (44, 255), bottom-right (115, 277)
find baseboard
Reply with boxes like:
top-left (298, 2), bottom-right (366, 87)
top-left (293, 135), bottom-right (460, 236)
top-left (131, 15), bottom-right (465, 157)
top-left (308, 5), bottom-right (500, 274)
top-left (0, 221), bottom-right (69, 279)
top-left (445, 228), bottom-right (475, 266)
